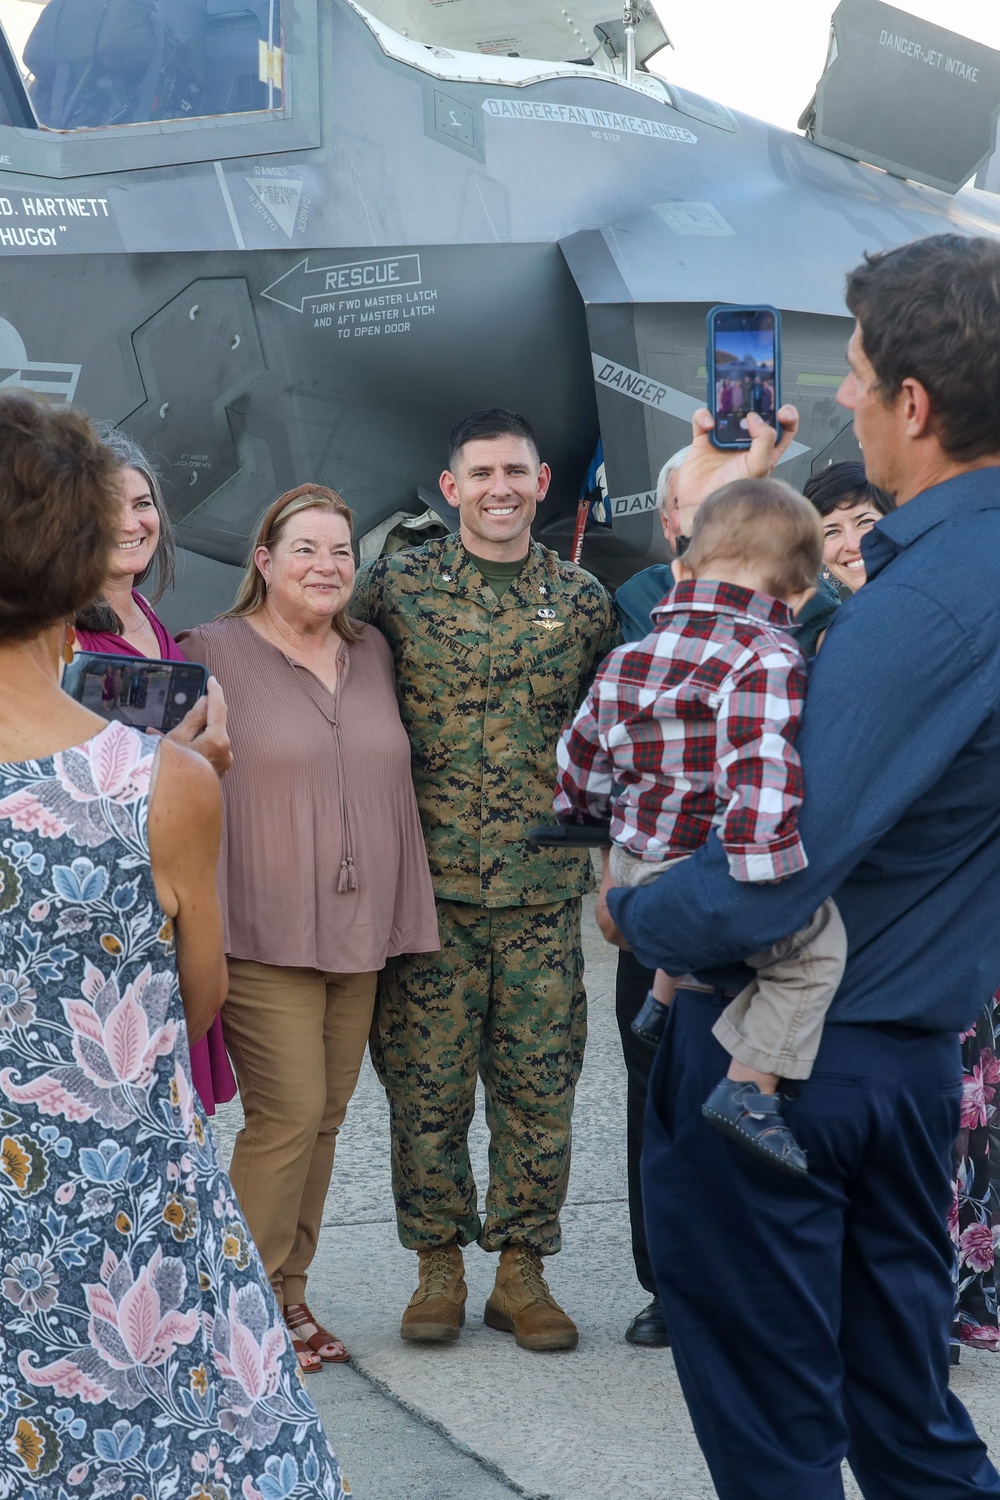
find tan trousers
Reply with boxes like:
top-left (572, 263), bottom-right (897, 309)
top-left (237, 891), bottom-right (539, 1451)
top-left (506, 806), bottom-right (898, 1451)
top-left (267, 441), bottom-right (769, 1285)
top-left (222, 958), bottom-right (377, 1305)
top-left (610, 846), bottom-right (847, 1080)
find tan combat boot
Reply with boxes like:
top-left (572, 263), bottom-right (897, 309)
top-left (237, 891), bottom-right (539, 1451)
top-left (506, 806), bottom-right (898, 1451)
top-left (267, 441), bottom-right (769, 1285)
top-left (483, 1245), bottom-right (578, 1351)
top-left (400, 1243), bottom-right (467, 1343)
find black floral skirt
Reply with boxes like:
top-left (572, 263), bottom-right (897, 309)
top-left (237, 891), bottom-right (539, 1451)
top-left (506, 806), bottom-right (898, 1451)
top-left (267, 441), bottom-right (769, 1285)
top-left (952, 989), bottom-right (1000, 1353)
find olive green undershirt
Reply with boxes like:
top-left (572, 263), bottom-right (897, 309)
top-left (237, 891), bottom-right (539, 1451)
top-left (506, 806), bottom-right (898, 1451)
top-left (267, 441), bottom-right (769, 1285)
top-left (467, 550), bottom-right (529, 601)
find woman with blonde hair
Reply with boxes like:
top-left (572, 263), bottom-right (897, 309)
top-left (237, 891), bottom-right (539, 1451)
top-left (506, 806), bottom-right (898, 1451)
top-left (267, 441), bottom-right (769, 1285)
top-left (183, 483), bottom-right (439, 1373)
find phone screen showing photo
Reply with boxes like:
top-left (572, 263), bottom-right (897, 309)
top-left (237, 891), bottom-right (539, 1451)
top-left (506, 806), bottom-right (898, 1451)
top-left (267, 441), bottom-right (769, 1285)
top-left (711, 308), bottom-right (778, 448)
top-left (63, 655), bottom-right (207, 733)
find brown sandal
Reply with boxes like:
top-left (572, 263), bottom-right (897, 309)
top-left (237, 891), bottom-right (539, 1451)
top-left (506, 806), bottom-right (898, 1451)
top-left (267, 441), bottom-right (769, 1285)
top-left (286, 1332), bottom-right (322, 1375)
top-left (284, 1303), bottom-right (350, 1364)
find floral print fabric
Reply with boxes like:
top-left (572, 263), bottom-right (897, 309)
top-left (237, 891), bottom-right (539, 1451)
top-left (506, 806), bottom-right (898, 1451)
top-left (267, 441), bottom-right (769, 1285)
top-left (952, 988), bottom-right (1000, 1353)
top-left (0, 723), bottom-right (347, 1499)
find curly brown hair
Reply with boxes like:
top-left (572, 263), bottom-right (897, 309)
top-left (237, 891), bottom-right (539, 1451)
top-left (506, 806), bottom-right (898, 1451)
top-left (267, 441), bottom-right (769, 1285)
top-left (0, 392), bottom-right (120, 644)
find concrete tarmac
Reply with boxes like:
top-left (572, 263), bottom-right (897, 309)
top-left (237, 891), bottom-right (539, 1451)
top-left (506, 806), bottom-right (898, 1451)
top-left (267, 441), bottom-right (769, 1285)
top-left (212, 897), bottom-right (1000, 1499)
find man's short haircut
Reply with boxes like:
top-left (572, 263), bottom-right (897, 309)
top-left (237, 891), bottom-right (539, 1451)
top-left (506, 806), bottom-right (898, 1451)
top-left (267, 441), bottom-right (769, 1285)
top-left (803, 461), bottom-right (894, 519)
top-left (684, 479), bottom-right (823, 600)
top-left (845, 235), bottom-right (1000, 463)
top-left (0, 391), bottom-right (120, 644)
top-left (656, 445), bottom-right (691, 510)
top-left (448, 409), bottom-right (539, 471)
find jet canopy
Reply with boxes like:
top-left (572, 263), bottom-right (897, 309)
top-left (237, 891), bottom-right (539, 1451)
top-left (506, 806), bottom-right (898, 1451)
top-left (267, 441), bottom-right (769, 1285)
top-left (0, 0), bottom-right (283, 130)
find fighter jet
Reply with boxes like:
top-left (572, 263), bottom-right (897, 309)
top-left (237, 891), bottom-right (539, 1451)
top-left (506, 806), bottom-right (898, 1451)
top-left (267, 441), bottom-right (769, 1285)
top-left (0, 0), bottom-right (998, 620)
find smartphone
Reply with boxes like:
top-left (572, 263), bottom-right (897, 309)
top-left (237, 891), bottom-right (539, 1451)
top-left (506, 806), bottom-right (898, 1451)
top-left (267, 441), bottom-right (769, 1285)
top-left (707, 305), bottom-right (781, 450)
top-left (526, 823), bottom-right (612, 850)
top-left (62, 652), bottom-right (208, 733)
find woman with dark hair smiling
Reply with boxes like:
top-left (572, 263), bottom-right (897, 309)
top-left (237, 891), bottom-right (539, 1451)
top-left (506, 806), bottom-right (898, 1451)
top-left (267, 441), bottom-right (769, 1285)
top-left (803, 460), bottom-right (895, 596)
top-left (788, 461), bottom-right (895, 658)
top-left (75, 426), bottom-right (179, 657)
top-left (74, 425), bottom-right (236, 1117)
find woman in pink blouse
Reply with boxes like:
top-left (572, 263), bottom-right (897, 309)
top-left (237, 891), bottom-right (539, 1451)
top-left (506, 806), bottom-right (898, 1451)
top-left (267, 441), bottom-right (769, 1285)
top-left (183, 484), bottom-right (439, 1375)
top-left (74, 427), bottom-right (237, 1118)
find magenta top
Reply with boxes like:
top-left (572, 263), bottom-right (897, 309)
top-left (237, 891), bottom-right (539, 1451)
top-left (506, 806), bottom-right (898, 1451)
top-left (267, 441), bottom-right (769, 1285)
top-left (76, 590), bottom-right (186, 662)
top-left (74, 589), bottom-right (237, 1117)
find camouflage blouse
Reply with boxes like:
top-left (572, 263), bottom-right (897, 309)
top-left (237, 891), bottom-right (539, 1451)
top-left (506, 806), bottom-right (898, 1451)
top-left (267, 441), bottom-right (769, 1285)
top-left (353, 534), bottom-right (620, 908)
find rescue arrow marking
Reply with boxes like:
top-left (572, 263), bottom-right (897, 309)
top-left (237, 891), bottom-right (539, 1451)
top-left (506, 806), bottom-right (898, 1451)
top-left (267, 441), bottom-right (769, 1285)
top-left (261, 254), bottom-right (423, 313)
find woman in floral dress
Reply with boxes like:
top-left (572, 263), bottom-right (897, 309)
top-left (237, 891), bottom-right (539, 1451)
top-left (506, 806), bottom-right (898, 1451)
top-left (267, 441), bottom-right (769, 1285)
top-left (0, 391), bottom-right (347, 1500)
top-left (952, 990), bottom-right (1000, 1358)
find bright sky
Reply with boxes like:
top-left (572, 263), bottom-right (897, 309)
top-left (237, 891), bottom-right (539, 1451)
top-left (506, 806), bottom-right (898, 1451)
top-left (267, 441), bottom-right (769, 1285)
top-left (0, 1), bottom-right (997, 128)
top-left (0, 1), bottom-right (38, 74)
top-left (648, 0), bottom-right (1000, 132)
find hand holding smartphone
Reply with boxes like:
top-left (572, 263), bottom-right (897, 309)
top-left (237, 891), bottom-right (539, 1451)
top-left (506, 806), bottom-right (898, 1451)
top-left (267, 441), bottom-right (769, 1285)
top-left (62, 652), bottom-right (209, 734)
top-left (707, 305), bottom-right (781, 450)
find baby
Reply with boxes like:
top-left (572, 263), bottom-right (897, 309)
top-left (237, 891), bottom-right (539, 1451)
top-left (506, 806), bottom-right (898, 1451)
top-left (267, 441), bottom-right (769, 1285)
top-left (555, 478), bottom-right (846, 1176)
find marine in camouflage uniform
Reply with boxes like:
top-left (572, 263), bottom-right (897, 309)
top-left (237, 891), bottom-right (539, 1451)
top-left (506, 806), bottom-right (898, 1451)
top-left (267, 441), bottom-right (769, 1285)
top-left (353, 530), bottom-right (618, 1259)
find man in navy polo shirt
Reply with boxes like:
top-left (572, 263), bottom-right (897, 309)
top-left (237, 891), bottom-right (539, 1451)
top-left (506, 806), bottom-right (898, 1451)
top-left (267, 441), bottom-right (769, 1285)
top-left (600, 235), bottom-right (1000, 1497)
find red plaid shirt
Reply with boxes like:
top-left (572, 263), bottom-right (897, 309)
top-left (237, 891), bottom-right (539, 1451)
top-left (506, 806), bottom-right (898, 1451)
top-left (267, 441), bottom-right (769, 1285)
top-left (554, 579), bottom-right (809, 882)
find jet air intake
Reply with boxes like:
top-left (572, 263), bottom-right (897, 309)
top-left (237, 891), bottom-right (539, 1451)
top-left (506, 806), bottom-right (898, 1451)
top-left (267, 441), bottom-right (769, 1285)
top-left (798, 0), bottom-right (1000, 195)
top-left (354, 0), bottom-right (669, 72)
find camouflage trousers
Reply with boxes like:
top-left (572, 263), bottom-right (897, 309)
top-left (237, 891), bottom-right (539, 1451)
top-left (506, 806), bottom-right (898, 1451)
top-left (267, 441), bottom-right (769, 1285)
top-left (370, 898), bottom-right (587, 1256)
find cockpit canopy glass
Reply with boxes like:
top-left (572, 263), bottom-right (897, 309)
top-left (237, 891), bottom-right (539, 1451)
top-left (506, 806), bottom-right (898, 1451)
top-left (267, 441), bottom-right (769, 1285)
top-left (0, 0), bottom-right (282, 130)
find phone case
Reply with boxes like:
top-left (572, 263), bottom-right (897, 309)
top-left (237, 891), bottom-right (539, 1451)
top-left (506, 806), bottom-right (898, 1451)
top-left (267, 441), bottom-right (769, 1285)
top-left (61, 652), bottom-right (208, 733)
top-left (706, 304), bottom-right (781, 451)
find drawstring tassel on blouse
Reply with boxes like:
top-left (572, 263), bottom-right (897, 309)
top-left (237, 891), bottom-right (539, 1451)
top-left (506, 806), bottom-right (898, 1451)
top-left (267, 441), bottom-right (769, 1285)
top-left (332, 713), bottom-right (358, 893)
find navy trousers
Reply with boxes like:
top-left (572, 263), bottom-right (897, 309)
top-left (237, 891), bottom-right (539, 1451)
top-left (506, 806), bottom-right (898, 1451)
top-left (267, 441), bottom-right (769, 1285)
top-left (616, 948), bottom-right (657, 1294)
top-left (643, 989), bottom-right (1000, 1500)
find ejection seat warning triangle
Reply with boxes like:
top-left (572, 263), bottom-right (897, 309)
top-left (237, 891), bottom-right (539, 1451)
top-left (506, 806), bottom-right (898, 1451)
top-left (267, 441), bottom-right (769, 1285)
top-left (246, 178), bottom-right (303, 238)
top-left (261, 255), bottom-right (423, 313)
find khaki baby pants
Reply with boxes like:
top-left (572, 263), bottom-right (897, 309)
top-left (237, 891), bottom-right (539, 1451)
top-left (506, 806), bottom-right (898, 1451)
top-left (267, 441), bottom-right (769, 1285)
top-left (609, 846), bottom-right (846, 1081)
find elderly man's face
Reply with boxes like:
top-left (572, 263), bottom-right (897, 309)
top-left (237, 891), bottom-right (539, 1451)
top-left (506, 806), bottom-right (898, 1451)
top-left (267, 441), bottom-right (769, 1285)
top-left (660, 467), bottom-right (682, 551)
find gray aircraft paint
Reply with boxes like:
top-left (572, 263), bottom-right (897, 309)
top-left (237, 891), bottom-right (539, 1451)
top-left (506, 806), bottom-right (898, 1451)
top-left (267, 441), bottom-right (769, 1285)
top-left (0, 0), bottom-right (996, 620)
top-left (349, 0), bottom-right (669, 70)
top-left (804, 0), bottom-right (1000, 194)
